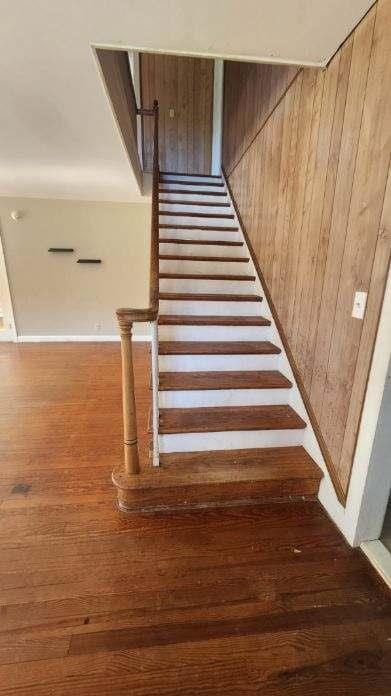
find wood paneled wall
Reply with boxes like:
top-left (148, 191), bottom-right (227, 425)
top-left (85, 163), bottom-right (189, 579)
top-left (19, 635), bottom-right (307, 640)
top-left (96, 49), bottom-right (143, 190)
top-left (223, 0), bottom-right (391, 496)
top-left (140, 54), bottom-right (214, 174)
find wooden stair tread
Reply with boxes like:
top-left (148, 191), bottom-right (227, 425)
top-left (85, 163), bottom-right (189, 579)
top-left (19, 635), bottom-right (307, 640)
top-left (159, 211), bottom-right (234, 219)
top-left (159, 254), bottom-right (248, 262)
top-left (159, 292), bottom-right (262, 302)
top-left (159, 341), bottom-right (280, 355)
top-left (159, 273), bottom-right (255, 280)
top-left (159, 238), bottom-right (243, 247)
top-left (160, 171), bottom-right (222, 178)
top-left (158, 315), bottom-right (270, 326)
top-left (117, 448), bottom-right (321, 488)
top-left (159, 199), bottom-right (230, 207)
top-left (159, 224), bottom-right (238, 231)
top-left (159, 370), bottom-right (292, 391)
top-left (159, 405), bottom-right (307, 434)
top-left (159, 447), bottom-right (320, 478)
top-left (161, 179), bottom-right (225, 187)
top-left (159, 188), bottom-right (228, 196)
top-left (113, 447), bottom-right (322, 511)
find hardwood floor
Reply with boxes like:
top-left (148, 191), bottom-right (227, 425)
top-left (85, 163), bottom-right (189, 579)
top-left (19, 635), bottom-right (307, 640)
top-left (0, 342), bottom-right (390, 695)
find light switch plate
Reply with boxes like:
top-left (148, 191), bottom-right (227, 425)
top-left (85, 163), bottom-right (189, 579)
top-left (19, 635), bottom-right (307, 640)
top-left (169, 108), bottom-right (175, 119)
top-left (352, 291), bottom-right (367, 319)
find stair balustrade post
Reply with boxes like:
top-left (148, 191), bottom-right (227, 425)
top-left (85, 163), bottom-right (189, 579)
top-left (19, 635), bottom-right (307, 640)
top-left (117, 314), bottom-right (140, 474)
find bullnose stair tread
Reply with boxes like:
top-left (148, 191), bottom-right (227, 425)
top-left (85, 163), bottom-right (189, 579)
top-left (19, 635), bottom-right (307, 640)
top-left (159, 273), bottom-right (255, 280)
top-left (159, 370), bottom-right (292, 391)
top-left (159, 199), bottom-right (230, 207)
top-left (158, 314), bottom-right (270, 326)
top-left (159, 292), bottom-right (262, 302)
top-left (159, 341), bottom-right (280, 355)
top-left (159, 254), bottom-right (248, 262)
top-left (162, 179), bottom-right (225, 187)
top-left (159, 224), bottom-right (238, 232)
top-left (159, 211), bottom-right (234, 219)
top-left (159, 405), bottom-right (307, 434)
top-left (159, 188), bottom-right (228, 196)
top-left (160, 171), bottom-right (222, 179)
top-left (159, 238), bottom-right (244, 247)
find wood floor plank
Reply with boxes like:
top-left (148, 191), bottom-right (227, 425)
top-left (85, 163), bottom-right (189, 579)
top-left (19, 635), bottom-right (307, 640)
top-left (0, 342), bottom-right (390, 695)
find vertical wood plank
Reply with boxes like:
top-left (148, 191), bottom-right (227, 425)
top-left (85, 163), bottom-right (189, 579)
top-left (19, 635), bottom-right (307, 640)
top-left (224, 1), bottom-right (390, 497)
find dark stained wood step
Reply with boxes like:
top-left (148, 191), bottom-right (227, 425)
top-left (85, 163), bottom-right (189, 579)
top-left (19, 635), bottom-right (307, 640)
top-left (159, 238), bottom-right (244, 247)
top-left (159, 254), bottom-right (249, 262)
top-left (159, 341), bottom-right (281, 355)
top-left (159, 188), bottom-right (228, 196)
top-left (159, 292), bottom-right (262, 302)
top-left (159, 199), bottom-right (230, 207)
top-left (159, 405), bottom-right (307, 434)
top-left (162, 179), bottom-right (225, 187)
top-left (158, 315), bottom-right (270, 326)
top-left (159, 224), bottom-right (238, 232)
top-left (159, 370), bottom-right (292, 391)
top-left (114, 446), bottom-right (322, 512)
top-left (160, 171), bottom-right (222, 178)
top-left (159, 211), bottom-right (234, 219)
top-left (159, 273), bottom-right (255, 280)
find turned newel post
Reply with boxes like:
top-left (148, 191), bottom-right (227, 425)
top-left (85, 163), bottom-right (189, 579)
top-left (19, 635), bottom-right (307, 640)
top-left (117, 312), bottom-right (140, 474)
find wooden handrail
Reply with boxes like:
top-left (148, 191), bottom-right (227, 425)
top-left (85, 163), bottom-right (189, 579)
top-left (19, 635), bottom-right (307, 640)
top-left (116, 100), bottom-right (159, 476)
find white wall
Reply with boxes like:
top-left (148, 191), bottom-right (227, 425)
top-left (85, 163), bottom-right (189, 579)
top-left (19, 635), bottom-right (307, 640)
top-left (0, 197), bottom-right (151, 339)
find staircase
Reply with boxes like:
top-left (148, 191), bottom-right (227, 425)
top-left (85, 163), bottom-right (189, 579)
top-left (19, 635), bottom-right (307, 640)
top-left (114, 171), bottom-right (323, 512)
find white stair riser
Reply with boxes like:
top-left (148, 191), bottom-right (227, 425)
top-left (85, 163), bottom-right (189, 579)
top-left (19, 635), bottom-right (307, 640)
top-left (160, 175), bottom-right (222, 184)
top-left (159, 260), bottom-right (250, 275)
top-left (159, 203), bottom-right (232, 215)
top-left (159, 243), bottom-right (243, 258)
top-left (159, 388), bottom-right (291, 408)
top-left (159, 193), bottom-right (229, 205)
top-left (159, 229), bottom-right (240, 242)
top-left (158, 325), bottom-right (272, 341)
top-left (159, 429), bottom-right (304, 453)
top-left (161, 183), bottom-right (226, 194)
top-left (159, 279), bottom-right (256, 294)
top-left (159, 354), bottom-right (279, 372)
top-left (159, 215), bottom-right (237, 228)
top-left (159, 300), bottom-right (262, 316)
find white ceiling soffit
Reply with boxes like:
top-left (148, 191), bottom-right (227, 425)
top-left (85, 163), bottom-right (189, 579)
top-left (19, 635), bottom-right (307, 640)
top-left (0, 0), bottom-right (375, 202)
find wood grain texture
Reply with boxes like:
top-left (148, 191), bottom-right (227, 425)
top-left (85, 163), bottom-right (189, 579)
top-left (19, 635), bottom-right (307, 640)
top-left (159, 254), bottom-right (248, 262)
top-left (159, 370), bottom-right (292, 391)
top-left (159, 273), bottom-right (254, 280)
top-left (223, 1), bottom-right (391, 496)
top-left (158, 315), bottom-right (270, 326)
top-left (159, 223), bottom-right (238, 231)
top-left (0, 343), bottom-right (389, 694)
top-left (96, 49), bottom-right (143, 190)
top-left (141, 53), bottom-right (214, 174)
top-left (159, 187), bottom-right (228, 196)
top-left (159, 405), bottom-right (306, 434)
top-left (159, 292), bottom-right (262, 302)
top-left (223, 60), bottom-right (300, 175)
top-left (158, 341), bottom-right (280, 355)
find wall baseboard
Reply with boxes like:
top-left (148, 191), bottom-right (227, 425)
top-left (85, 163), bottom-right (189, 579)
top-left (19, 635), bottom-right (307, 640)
top-left (16, 334), bottom-right (151, 343)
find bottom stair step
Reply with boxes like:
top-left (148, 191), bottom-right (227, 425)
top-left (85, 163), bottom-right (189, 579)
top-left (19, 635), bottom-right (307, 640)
top-left (113, 446), bottom-right (323, 512)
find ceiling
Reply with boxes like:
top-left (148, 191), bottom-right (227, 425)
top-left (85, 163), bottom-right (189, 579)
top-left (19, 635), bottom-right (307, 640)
top-left (0, 0), bottom-right (375, 202)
